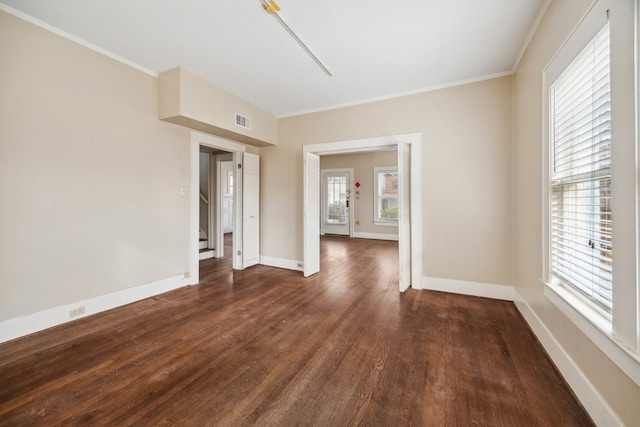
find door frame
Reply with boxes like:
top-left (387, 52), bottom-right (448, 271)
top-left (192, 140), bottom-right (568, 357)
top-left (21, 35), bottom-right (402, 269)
top-left (303, 133), bottom-right (422, 290)
top-left (190, 131), bottom-right (246, 284)
top-left (321, 168), bottom-right (354, 237)
top-left (198, 150), bottom-right (216, 252)
top-left (213, 154), bottom-right (233, 258)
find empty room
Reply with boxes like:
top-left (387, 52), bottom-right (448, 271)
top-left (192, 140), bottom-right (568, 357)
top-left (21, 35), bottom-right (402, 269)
top-left (0, 0), bottom-right (638, 425)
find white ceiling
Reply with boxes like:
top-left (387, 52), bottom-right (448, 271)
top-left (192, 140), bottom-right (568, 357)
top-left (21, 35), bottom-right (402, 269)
top-left (1, 0), bottom-right (546, 117)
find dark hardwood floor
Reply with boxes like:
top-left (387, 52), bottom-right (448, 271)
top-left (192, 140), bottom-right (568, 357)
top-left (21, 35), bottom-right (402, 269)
top-left (0, 235), bottom-right (593, 426)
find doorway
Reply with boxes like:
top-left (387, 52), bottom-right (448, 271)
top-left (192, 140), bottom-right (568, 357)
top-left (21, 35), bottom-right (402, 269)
top-left (199, 150), bottom-right (233, 260)
top-left (189, 131), bottom-right (260, 284)
top-left (321, 169), bottom-right (353, 237)
top-left (220, 160), bottom-right (234, 234)
top-left (303, 133), bottom-right (422, 292)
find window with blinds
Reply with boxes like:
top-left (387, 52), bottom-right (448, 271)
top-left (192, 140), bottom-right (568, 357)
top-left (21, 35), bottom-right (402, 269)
top-left (549, 23), bottom-right (612, 313)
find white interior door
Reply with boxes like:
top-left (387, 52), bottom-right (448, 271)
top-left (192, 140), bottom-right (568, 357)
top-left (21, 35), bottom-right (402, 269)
top-left (242, 153), bottom-right (260, 268)
top-left (213, 154), bottom-right (232, 259)
top-left (304, 152), bottom-right (320, 277)
top-left (398, 143), bottom-right (411, 292)
top-left (232, 152), bottom-right (242, 270)
top-left (221, 161), bottom-right (234, 234)
top-left (207, 153), bottom-right (216, 252)
top-left (322, 170), bottom-right (351, 236)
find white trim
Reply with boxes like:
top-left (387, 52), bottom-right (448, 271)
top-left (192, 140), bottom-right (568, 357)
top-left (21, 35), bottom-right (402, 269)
top-left (636, 0), bottom-right (640, 358)
top-left (260, 256), bottom-right (303, 272)
top-left (0, 3), bottom-right (158, 78)
top-left (304, 133), bottom-right (422, 290)
top-left (514, 290), bottom-right (623, 427)
top-left (0, 274), bottom-right (191, 344)
top-left (510, 0), bottom-right (552, 73)
top-left (199, 250), bottom-right (215, 260)
top-left (544, 281), bottom-right (640, 387)
top-left (543, 0), bottom-right (611, 82)
top-left (373, 221), bottom-right (398, 227)
top-left (304, 137), bottom-right (404, 155)
top-left (352, 232), bottom-right (398, 241)
top-left (278, 71), bottom-right (513, 119)
top-left (421, 276), bottom-right (514, 301)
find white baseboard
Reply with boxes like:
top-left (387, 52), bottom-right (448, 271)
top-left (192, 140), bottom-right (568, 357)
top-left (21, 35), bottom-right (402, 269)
top-left (260, 256), bottom-right (303, 271)
top-left (0, 273), bottom-right (192, 344)
top-left (352, 232), bottom-right (399, 241)
top-left (513, 290), bottom-right (621, 426)
top-left (421, 276), bottom-right (514, 301)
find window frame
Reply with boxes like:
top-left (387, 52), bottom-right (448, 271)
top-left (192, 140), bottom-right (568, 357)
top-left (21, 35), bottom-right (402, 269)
top-left (541, 0), bottom-right (640, 386)
top-left (548, 21), bottom-right (613, 316)
top-left (373, 166), bottom-right (399, 226)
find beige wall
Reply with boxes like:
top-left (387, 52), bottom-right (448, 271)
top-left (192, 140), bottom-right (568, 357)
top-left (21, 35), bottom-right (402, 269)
top-left (159, 67), bottom-right (277, 147)
top-left (261, 76), bottom-right (513, 286)
top-left (0, 11), bottom-right (191, 321)
top-left (320, 151), bottom-right (397, 236)
top-left (512, 0), bottom-right (640, 424)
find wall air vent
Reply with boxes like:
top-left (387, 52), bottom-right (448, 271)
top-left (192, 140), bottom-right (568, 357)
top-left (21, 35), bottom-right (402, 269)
top-left (235, 113), bottom-right (252, 130)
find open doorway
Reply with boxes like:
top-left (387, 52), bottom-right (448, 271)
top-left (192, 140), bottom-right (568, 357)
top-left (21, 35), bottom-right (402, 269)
top-left (189, 131), bottom-right (260, 284)
top-left (198, 148), bottom-right (234, 261)
top-left (303, 133), bottom-right (422, 292)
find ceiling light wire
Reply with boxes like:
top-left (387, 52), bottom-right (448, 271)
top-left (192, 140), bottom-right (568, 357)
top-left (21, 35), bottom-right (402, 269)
top-left (259, 0), bottom-right (332, 76)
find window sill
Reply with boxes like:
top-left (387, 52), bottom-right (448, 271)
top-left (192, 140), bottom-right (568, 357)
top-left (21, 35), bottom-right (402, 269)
top-left (374, 221), bottom-right (398, 227)
top-left (542, 279), bottom-right (640, 386)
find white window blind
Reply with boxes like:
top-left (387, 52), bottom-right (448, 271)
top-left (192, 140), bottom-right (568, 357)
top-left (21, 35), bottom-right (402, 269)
top-left (550, 23), bottom-right (612, 312)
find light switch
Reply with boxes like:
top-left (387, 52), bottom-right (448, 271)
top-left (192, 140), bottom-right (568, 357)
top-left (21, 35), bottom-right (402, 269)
top-left (180, 187), bottom-right (187, 197)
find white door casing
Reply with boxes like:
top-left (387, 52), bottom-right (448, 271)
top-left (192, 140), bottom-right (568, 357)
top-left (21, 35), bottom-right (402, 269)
top-left (214, 155), bottom-right (233, 258)
top-left (190, 131), bottom-right (261, 283)
top-left (398, 143), bottom-right (411, 292)
top-left (233, 152), bottom-right (242, 270)
top-left (303, 133), bottom-right (422, 290)
top-left (221, 161), bottom-right (234, 234)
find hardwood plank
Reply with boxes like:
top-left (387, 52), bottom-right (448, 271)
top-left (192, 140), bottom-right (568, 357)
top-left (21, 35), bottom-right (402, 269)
top-left (0, 236), bottom-right (594, 426)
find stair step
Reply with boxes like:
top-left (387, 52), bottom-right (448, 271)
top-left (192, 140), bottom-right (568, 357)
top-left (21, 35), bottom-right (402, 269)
top-left (199, 240), bottom-right (208, 249)
top-left (199, 249), bottom-right (214, 260)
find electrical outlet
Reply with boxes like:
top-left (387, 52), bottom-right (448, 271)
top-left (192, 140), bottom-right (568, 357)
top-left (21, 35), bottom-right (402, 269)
top-left (297, 262), bottom-right (303, 268)
top-left (183, 272), bottom-right (190, 279)
top-left (69, 306), bottom-right (85, 318)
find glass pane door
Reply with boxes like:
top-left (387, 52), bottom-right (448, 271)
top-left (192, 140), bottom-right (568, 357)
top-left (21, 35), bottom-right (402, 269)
top-left (326, 174), bottom-right (347, 224)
